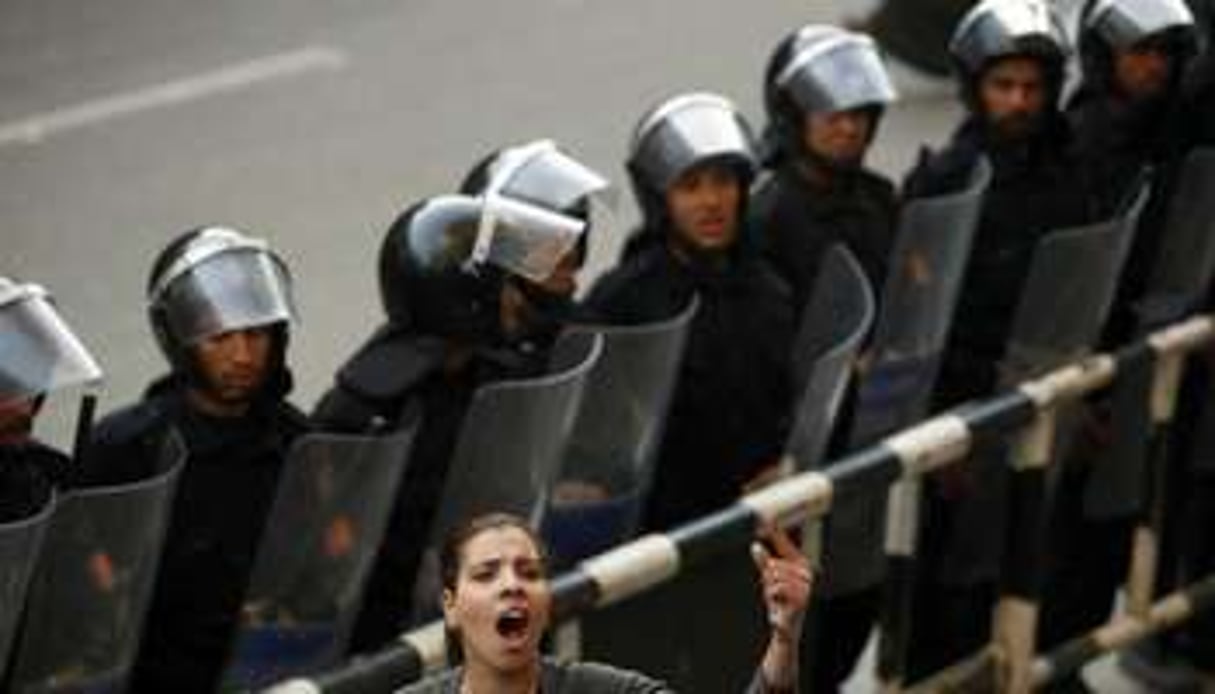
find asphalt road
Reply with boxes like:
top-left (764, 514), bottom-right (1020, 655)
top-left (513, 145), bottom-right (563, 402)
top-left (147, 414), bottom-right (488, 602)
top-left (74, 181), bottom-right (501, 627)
top-left (0, 0), bottom-right (958, 426)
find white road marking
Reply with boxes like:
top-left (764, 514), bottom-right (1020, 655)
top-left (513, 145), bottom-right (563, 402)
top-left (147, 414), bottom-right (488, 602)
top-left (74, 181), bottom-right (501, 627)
top-left (0, 46), bottom-right (348, 148)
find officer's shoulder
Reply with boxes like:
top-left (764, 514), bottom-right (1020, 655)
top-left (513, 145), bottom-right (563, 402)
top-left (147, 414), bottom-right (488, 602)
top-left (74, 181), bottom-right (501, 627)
top-left (855, 167), bottom-right (898, 201)
top-left (334, 324), bottom-right (447, 402)
top-left (583, 250), bottom-right (680, 327)
top-left (902, 141), bottom-right (978, 200)
top-left (273, 400), bottom-right (311, 434)
top-left (92, 397), bottom-right (170, 448)
top-left (585, 243), bottom-right (666, 302)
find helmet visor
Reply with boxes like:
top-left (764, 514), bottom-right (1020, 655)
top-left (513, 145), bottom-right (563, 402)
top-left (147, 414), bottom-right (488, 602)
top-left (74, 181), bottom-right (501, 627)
top-left (472, 194), bottom-right (586, 282)
top-left (1089, 0), bottom-right (1194, 48)
top-left (951, 0), bottom-right (1064, 72)
top-left (0, 284), bottom-right (102, 400)
top-left (158, 248), bottom-right (295, 346)
top-left (487, 141), bottom-right (618, 214)
top-left (631, 94), bottom-right (756, 192)
top-left (778, 35), bottom-right (897, 114)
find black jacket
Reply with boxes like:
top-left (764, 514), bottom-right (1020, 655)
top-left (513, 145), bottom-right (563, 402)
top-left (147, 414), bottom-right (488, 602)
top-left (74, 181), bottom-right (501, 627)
top-left (82, 377), bottom-right (308, 693)
top-left (904, 116), bottom-right (1098, 586)
top-left (751, 162), bottom-right (897, 315)
top-left (906, 117), bottom-right (1097, 406)
top-left (1069, 50), bottom-right (1196, 343)
top-left (583, 241), bottom-right (795, 531)
top-left (311, 323), bottom-right (551, 652)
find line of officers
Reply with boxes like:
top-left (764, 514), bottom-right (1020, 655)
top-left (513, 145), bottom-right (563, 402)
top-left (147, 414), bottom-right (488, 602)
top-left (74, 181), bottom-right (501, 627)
top-left (2, 0), bottom-right (1214, 690)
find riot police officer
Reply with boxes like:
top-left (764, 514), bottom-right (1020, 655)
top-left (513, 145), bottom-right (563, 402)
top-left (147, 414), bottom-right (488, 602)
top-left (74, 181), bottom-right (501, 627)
top-left (1070, 0), bottom-right (1199, 341)
top-left (0, 277), bottom-right (99, 522)
top-left (1058, 2), bottom-right (1204, 687)
top-left (81, 226), bottom-right (308, 693)
top-left (901, 0), bottom-right (1097, 681)
top-left (753, 24), bottom-right (900, 314)
top-left (749, 26), bottom-right (900, 691)
top-left (583, 92), bottom-right (796, 532)
top-left (313, 157), bottom-right (602, 651)
top-left (457, 138), bottom-right (612, 332)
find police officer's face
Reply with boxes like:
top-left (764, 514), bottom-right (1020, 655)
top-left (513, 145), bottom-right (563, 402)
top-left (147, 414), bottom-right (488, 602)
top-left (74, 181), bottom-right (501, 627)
top-left (190, 327), bottom-right (273, 413)
top-left (1113, 43), bottom-right (1173, 101)
top-left (0, 396), bottom-right (36, 445)
top-left (665, 163), bottom-right (742, 252)
top-left (803, 107), bottom-right (874, 166)
top-left (978, 56), bottom-right (1047, 140)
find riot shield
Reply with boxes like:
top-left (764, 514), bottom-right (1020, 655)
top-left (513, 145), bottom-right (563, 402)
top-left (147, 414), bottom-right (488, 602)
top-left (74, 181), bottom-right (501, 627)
top-left (849, 157), bottom-right (991, 445)
top-left (824, 156), bottom-right (991, 597)
top-left (1087, 153), bottom-right (1215, 520)
top-left (221, 427), bottom-right (418, 689)
top-left (1140, 147), bottom-right (1215, 326)
top-left (430, 331), bottom-right (602, 544)
top-left (942, 205), bottom-right (1140, 583)
top-left (542, 298), bottom-right (697, 564)
top-left (0, 492), bottom-right (53, 682)
top-left (9, 435), bottom-right (184, 694)
top-left (785, 244), bottom-right (875, 472)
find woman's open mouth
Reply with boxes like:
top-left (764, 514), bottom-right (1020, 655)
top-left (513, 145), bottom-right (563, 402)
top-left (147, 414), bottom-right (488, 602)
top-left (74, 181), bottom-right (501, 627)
top-left (495, 606), bottom-right (531, 642)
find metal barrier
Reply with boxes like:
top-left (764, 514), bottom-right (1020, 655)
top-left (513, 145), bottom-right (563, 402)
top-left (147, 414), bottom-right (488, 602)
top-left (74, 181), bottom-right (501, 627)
top-left (267, 314), bottom-right (1215, 694)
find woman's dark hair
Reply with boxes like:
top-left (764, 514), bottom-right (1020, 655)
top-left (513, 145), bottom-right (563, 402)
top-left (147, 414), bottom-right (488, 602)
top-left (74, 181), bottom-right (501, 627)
top-left (439, 513), bottom-right (550, 665)
top-left (439, 512), bottom-right (550, 593)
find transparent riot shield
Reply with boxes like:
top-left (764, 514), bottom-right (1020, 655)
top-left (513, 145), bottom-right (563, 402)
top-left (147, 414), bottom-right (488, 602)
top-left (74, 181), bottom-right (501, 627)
top-left (542, 298), bottom-right (697, 564)
top-left (824, 157), bottom-right (991, 597)
top-left (408, 334), bottom-right (600, 617)
top-left (942, 204), bottom-right (1141, 583)
top-left (10, 435), bottom-right (184, 694)
top-left (1140, 147), bottom-right (1215, 326)
top-left (1090, 152), bottom-right (1215, 519)
top-left (0, 492), bottom-right (53, 682)
top-left (221, 426), bottom-right (418, 689)
top-left (785, 245), bottom-right (876, 473)
top-left (429, 332), bottom-right (601, 543)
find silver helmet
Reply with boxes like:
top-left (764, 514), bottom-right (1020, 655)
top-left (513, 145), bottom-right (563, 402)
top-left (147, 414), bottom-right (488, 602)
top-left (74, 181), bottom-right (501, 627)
top-left (0, 278), bottom-right (102, 401)
top-left (771, 25), bottom-right (898, 117)
top-left (949, 0), bottom-right (1069, 76)
top-left (627, 92), bottom-right (758, 196)
top-left (1083, 0), bottom-right (1196, 50)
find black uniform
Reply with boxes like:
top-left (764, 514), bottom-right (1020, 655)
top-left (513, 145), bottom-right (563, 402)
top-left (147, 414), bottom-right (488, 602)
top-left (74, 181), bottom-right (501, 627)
top-left (750, 161), bottom-right (896, 694)
top-left (1069, 79), bottom-right (1191, 345)
top-left (82, 376), bottom-right (307, 693)
top-left (751, 161), bottom-right (897, 314)
top-left (312, 323), bottom-right (551, 652)
top-left (1035, 36), bottom-right (1197, 662)
top-left (903, 115), bottom-right (1096, 681)
top-left (1176, 1), bottom-right (1215, 668)
top-left (583, 237), bottom-right (795, 531)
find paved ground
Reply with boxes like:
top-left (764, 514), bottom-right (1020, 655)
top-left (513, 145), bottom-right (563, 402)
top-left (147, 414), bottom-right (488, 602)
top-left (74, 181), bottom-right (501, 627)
top-left (0, 1), bottom-right (1166, 689)
top-left (1, 0), bottom-right (958, 428)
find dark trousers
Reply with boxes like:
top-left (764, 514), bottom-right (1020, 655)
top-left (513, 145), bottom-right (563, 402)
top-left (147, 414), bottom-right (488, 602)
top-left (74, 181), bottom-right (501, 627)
top-left (905, 579), bottom-right (995, 684)
top-left (804, 587), bottom-right (882, 693)
top-left (1037, 457), bottom-right (1134, 651)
